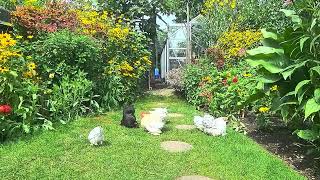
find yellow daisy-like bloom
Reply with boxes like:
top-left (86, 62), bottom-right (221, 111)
top-left (49, 73), bottom-right (55, 79)
top-left (202, 76), bottom-right (213, 83)
top-left (27, 35), bottom-right (33, 39)
top-left (271, 85), bottom-right (279, 91)
top-left (259, 107), bottom-right (270, 113)
top-left (27, 62), bottom-right (36, 70)
top-left (23, 70), bottom-right (37, 78)
top-left (16, 35), bottom-right (23, 39)
top-left (0, 66), bottom-right (9, 73)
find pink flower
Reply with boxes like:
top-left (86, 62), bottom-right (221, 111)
top-left (238, 48), bottom-right (246, 57)
top-left (222, 79), bottom-right (228, 86)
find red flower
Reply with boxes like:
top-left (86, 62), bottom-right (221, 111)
top-left (232, 76), bottom-right (238, 83)
top-left (0, 105), bottom-right (12, 115)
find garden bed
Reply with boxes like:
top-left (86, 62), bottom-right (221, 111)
top-left (243, 117), bottom-right (320, 180)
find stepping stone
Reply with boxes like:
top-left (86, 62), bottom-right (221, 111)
top-left (161, 141), bottom-right (192, 153)
top-left (150, 89), bottom-right (175, 97)
top-left (176, 175), bottom-right (213, 180)
top-left (168, 113), bottom-right (184, 118)
top-left (175, 125), bottom-right (196, 130)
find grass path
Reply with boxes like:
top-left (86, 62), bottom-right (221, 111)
top-left (0, 94), bottom-right (306, 180)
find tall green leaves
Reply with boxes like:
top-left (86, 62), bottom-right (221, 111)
top-left (246, 4), bottom-right (320, 142)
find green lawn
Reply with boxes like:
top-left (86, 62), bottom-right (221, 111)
top-left (0, 94), bottom-right (306, 180)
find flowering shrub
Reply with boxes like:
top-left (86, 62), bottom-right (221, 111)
top-left (215, 25), bottom-right (262, 60)
top-left (12, 2), bottom-right (78, 34)
top-left (75, 7), bottom-right (113, 37)
top-left (202, 0), bottom-right (237, 14)
top-left (183, 59), bottom-right (256, 117)
top-left (0, 1), bottom-right (152, 141)
top-left (0, 33), bottom-right (41, 140)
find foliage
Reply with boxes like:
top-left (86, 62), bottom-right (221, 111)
top-left (32, 30), bottom-right (103, 81)
top-left (236, 0), bottom-right (292, 32)
top-left (44, 71), bottom-right (95, 124)
top-left (246, 1), bottom-right (320, 143)
top-left (193, 0), bottom-right (236, 48)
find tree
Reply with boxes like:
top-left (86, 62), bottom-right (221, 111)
top-left (96, 0), bottom-right (204, 81)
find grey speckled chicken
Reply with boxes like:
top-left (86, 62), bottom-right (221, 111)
top-left (194, 114), bottom-right (227, 136)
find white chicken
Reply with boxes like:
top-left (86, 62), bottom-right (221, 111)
top-left (150, 108), bottom-right (168, 122)
top-left (141, 108), bottom-right (168, 136)
top-left (88, 126), bottom-right (105, 145)
top-left (194, 114), bottom-right (227, 136)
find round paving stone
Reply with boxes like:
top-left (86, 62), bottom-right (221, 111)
top-left (176, 175), bottom-right (213, 180)
top-left (175, 125), bottom-right (196, 130)
top-left (161, 141), bottom-right (193, 153)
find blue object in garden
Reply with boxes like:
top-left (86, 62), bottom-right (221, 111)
top-left (154, 67), bottom-right (160, 79)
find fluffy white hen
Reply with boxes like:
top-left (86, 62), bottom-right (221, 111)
top-left (88, 126), bottom-right (105, 145)
top-left (150, 108), bottom-right (168, 122)
top-left (141, 108), bottom-right (168, 135)
top-left (194, 114), bottom-right (227, 136)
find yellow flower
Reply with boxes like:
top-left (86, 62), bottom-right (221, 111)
top-left (0, 66), bottom-right (9, 73)
top-left (259, 107), bottom-right (270, 113)
top-left (16, 35), bottom-right (23, 39)
top-left (49, 73), bottom-right (55, 79)
top-left (23, 70), bottom-right (37, 78)
top-left (271, 85), bottom-right (279, 91)
top-left (243, 73), bottom-right (252, 77)
top-left (27, 62), bottom-right (36, 70)
top-left (27, 35), bottom-right (33, 39)
top-left (202, 76), bottom-right (213, 83)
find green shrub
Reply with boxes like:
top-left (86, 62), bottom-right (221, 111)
top-left (33, 30), bottom-right (103, 81)
top-left (237, 0), bottom-right (292, 32)
top-left (44, 71), bottom-right (95, 124)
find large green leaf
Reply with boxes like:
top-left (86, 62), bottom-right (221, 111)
top-left (310, 66), bottom-right (320, 76)
top-left (261, 29), bottom-right (278, 40)
top-left (295, 129), bottom-right (319, 141)
top-left (298, 87), bottom-right (310, 105)
top-left (310, 18), bottom-right (317, 30)
top-left (280, 9), bottom-right (302, 26)
top-left (299, 36), bottom-right (310, 52)
top-left (247, 46), bottom-right (284, 56)
top-left (281, 61), bottom-right (307, 80)
top-left (295, 80), bottom-right (311, 95)
top-left (305, 98), bottom-right (320, 119)
top-left (246, 59), bottom-right (284, 73)
top-left (310, 34), bottom-right (320, 53)
top-left (315, 88), bottom-right (320, 104)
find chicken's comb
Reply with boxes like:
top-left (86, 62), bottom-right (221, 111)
top-left (140, 112), bottom-right (149, 118)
